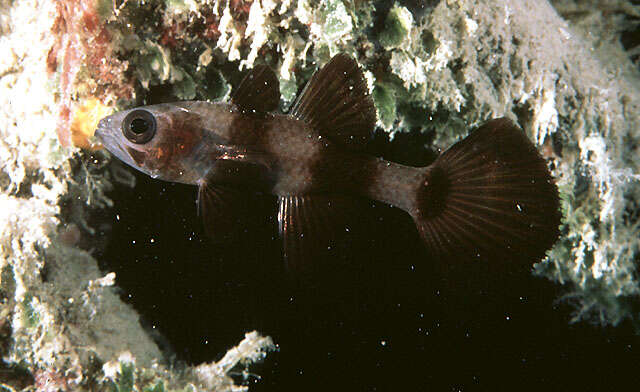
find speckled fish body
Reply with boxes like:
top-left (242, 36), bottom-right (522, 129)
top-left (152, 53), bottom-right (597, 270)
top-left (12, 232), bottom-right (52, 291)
top-left (95, 54), bottom-right (561, 272)
top-left (97, 101), bottom-right (427, 210)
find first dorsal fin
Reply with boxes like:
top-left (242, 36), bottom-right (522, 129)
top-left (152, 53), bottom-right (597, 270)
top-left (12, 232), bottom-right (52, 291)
top-left (290, 53), bottom-right (376, 151)
top-left (231, 65), bottom-right (280, 114)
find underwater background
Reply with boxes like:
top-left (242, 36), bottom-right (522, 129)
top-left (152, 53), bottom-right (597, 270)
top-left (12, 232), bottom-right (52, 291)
top-left (0, 0), bottom-right (639, 391)
top-left (100, 140), bottom-right (637, 391)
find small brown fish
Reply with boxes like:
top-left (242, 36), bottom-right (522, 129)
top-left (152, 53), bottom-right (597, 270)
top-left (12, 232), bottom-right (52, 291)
top-left (95, 54), bottom-right (561, 271)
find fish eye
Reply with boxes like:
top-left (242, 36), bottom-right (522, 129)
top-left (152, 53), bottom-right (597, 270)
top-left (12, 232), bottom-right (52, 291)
top-left (122, 109), bottom-right (156, 144)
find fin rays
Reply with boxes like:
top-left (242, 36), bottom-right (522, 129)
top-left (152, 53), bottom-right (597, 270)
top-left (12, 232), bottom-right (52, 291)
top-left (277, 194), bottom-right (368, 273)
top-left (414, 118), bottom-right (561, 264)
top-left (230, 65), bottom-right (280, 114)
top-left (290, 53), bottom-right (376, 151)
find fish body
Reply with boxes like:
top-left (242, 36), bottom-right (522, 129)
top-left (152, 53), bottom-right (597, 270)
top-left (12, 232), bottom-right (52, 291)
top-left (96, 54), bottom-right (561, 271)
top-left (97, 101), bottom-right (417, 203)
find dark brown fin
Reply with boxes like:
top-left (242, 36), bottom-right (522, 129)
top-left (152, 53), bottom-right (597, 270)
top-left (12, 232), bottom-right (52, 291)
top-left (290, 53), bottom-right (376, 151)
top-left (197, 182), bottom-right (251, 243)
top-left (231, 65), bottom-right (280, 114)
top-left (278, 194), bottom-right (365, 274)
top-left (197, 160), bottom-right (274, 242)
top-left (413, 118), bottom-right (561, 265)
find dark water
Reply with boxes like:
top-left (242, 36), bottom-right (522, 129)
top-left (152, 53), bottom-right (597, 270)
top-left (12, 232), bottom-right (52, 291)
top-left (97, 137), bottom-right (639, 391)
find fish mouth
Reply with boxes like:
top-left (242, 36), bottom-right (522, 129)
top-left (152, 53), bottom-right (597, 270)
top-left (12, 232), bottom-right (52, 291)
top-left (95, 121), bottom-right (139, 170)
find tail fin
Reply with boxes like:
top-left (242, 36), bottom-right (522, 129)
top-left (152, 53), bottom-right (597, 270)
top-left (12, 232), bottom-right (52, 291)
top-left (413, 118), bottom-right (561, 265)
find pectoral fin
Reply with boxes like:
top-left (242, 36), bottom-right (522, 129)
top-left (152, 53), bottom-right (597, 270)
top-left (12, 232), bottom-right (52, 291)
top-left (197, 160), bottom-right (274, 242)
top-left (197, 182), bottom-right (252, 243)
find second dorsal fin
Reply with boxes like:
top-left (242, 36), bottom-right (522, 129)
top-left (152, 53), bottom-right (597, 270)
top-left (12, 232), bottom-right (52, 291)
top-left (231, 65), bottom-right (280, 114)
top-left (290, 53), bottom-right (377, 151)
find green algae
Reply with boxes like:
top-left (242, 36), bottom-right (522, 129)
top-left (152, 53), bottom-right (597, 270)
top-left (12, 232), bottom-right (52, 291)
top-left (378, 4), bottom-right (413, 49)
top-left (110, 362), bottom-right (135, 392)
top-left (142, 381), bottom-right (166, 392)
top-left (321, 0), bottom-right (354, 52)
top-left (373, 83), bottom-right (397, 130)
top-left (19, 294), bottom-right (39, 329)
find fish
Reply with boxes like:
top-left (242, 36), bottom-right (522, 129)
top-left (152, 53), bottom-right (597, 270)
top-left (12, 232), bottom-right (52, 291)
top-left (95, 53), bottom-right (561, 272)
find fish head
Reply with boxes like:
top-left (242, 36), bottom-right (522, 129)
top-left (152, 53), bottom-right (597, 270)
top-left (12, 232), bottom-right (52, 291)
top-left (95, 103), bottom-right (205, 182)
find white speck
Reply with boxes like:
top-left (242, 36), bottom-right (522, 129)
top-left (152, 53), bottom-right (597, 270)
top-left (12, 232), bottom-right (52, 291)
top-left (464, 16), bottom-right (478, 35)
top-left (516, 204), bottom-right (522, 211)
top-left (380, 340), bottom-right (387, 346)
top-left (116, 214), bottom-right (120, 221)
top-left (558, 27), bottom-right (571, 40)
top-left (150, 238), bottom-right (155, 243)
top-left (504, 5), bottom-right (512, 24)
top-left (132, 240), bottom-right (136, 244)
top-left (506, 315), bottom-right (511, 321)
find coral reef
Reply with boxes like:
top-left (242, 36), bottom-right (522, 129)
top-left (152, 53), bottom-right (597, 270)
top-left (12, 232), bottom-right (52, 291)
top-left (1, 0), bottom-right (274, 390)
top-left (1, 0), bottom-right (639, 390)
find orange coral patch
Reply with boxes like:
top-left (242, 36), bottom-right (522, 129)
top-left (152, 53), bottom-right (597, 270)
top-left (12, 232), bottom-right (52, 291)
top-left (69, 98), bottom-right (113, 150)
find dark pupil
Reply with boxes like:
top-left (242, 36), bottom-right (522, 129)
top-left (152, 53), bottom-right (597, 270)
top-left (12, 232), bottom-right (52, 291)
top-left (130, 118), bottom-right (149, 134)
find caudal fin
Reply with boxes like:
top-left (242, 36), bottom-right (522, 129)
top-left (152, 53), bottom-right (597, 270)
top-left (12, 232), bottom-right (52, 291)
top-left (413, 118), bottom-right (561, 264)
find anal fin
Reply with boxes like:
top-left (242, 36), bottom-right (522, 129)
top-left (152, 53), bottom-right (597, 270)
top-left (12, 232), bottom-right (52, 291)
top-left (277, 194), bottom-right (367, 275)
